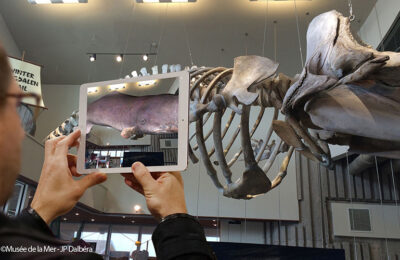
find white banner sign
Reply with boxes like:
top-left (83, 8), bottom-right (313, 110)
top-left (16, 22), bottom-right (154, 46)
top-left (8, 57), bottom-right (45, 108)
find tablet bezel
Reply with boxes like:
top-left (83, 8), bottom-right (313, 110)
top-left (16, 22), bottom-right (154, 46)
top-left (77, 71), bottom-right (189, 174)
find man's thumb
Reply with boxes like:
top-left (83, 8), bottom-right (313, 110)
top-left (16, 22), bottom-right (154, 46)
top-left (79, 172), bottom-right (107, 190)
top-left (132, 162), bottom-right (156, 189)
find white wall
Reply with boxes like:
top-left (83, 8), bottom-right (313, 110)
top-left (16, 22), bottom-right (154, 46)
top-left (358, 0), bottom-right (400, 49)
top-left (0, 13), bottom-right (21, 57)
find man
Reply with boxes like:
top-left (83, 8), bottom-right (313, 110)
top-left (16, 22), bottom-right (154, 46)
top-left (0, 43), bottom-right (215, 259)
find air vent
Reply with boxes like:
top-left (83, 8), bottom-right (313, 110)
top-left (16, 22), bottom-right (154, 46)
top-left (349, 209), bottom-right (371, 231)
top-left (160, 139), bottom-right (178, 149)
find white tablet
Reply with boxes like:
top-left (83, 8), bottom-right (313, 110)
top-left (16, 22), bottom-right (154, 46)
top-left (77, 71), bottom-right (189, 174)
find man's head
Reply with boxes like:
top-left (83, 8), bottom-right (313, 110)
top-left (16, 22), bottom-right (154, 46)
top-left (0, 43), bottom-right (25, 206)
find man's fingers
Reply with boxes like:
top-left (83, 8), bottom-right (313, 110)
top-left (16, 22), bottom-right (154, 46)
top-left (67, 154), bottom-right (77, 166)
top-left (67, 154), bottom-right (81, 177)
top-left (78, 172), bottom-right (107, 191)
top-left (58, 130), bottom-right (81, 151)
top-left (168, 171), bottom-right (183, 183)
top-left (124, 178), bottom-right (144, 195)
top-left (44, 136), bottom-right (66, 157)
top-left (70, 166), bottom-right (81, 177)
top-left (131, 162), bottom-right (157, 189)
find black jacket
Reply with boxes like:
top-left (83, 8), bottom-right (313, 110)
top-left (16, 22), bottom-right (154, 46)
top-left (0, 210), bottom-right (215, 259)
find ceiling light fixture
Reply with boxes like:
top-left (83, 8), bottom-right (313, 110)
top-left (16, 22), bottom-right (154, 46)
top-left (138, 80), bottom-right (157, 87)
top-left (28, 0), bottom-right (88, 4)
top-left (109, 84), bottom-right (126, 91)
top-left (134, 204), bottom-right (141, 213)
top-left (87, 87), bottom-right (98, 94)
top-left (116, 54), bottom-right (123, 63)
top-left (249, 0), bottom-right (310, 1)
top-left (86, 52), bottom-right (157, 62)
top-left (136, 0), bottom-right (196, 3)
top-left (89, 54), bottom-right (96, 62)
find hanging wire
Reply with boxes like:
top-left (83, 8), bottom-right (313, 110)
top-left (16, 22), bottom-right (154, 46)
top-left (196, 162), bottom-right (201, 218)
top-left (244, 33), bottom-right (249, 56)
top-left (217, 191), bottom-right (220, 240)
top-left (219, 48), bottom-right (225, 67)
top-left (293, 0), bottom-right (304, 67)
top-left (153, 4), bottom-right (169, 67)
top-left (372, 8), bottom-right (390, 259)
top-left (374, 5), bottom-right (385, 51)
top-left (182, 3), bottom-right (194, 66)
top-left (346, 153), bottom-right (358, 260)
top-left (87, 34), bottom-right (98, 82)
top-left (389, 160), bottom-right (400, 227)
top-left (119, 1), bottom-right (137, 78)
top-left (244, 200), bottom-right (247, 242)
top-left (273, 21), bottom-right (277, 62)
top-left (261, 0), bottom-right (269, 57)
top-left (348, 0), bottom-right (355, 22)
top-left (374, 157), bottom-right (390, 260)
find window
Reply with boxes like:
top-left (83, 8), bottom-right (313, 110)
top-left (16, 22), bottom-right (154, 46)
top-left (4, 182), bottom-right (25, 217)
top-left (140, 234), bottom-right (156, 257)
top-left (109, 150), bottom-right (116, 157)
top-left (109, 225), bottom-right (140, 258)
top-left (206, 236), bottom-right (220, 242)
top-left (141, 226), bottom-right (156, 257)
top-left (78, 224), bottom-right (109, 255)
top-left (60, 222), bottom-right (81, 241)
top-left (101, 151), bottom-right (108, 156)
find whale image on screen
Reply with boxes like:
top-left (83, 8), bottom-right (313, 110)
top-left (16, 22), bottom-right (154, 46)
top-left (84, 77), bottom-right (179, 169)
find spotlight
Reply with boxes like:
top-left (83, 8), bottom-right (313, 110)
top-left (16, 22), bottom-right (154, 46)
top-left (75, 212), bottom-right (79, 216)
top-left (87, 87), bottom-right (98, 94)
top-left (138, 80), bottom-right (157, 87)
top-left (28, 0), bottom-right (88, 4)
top-left (91, 218), bottom-right (95, 222)
top-left (116, 54), bottom-right (123, 63)
top-left (143, 54), bottom-right (148, 61)
top-left (134, 204), bottom-right (141, 213)
top-left (89, 54), bottom-right (96, 62)
top-left (109, 84), bottom-right (126, 91)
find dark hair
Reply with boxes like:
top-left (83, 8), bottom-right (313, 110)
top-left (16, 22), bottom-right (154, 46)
top-left (0, 43), bottom-right (12, 108)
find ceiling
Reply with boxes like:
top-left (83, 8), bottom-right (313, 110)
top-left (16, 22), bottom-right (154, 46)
top-left (0, 0), bottom-right (377, 85)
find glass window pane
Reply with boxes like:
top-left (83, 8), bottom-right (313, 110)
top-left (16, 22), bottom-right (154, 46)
top-left (206, 236), bottom-right (220, 242)
top-left (141, 226), bottom-right (156, 257)
top-left (109, 150), bottom-right (116, 157)
top-left (60, 222), bottom-right (81, 241)
top-left (109, 225), bottom-right (140, 257)
top-left (5, 183), bottom-right (24, 217)
top-left (101, 151), bottom-right (108, 156)
top-left (21, 185), bottom-right (36, 211)
top-left (140, 234), bottom-right (156, 258)
top-left (80, 224), bottom-right (109, 255)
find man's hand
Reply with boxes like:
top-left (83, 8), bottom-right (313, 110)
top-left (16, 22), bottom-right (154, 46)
top-left (31, 130), bottom-right (107, 224)
top-left (121, 162), bottom-right (187, 220)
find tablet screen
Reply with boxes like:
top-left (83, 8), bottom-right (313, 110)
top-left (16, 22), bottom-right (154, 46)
top-left (84, 77), bottom-right (180, 169)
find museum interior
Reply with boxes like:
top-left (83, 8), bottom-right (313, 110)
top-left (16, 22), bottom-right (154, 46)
top-left (1, 0), bottom-right (400, 259)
